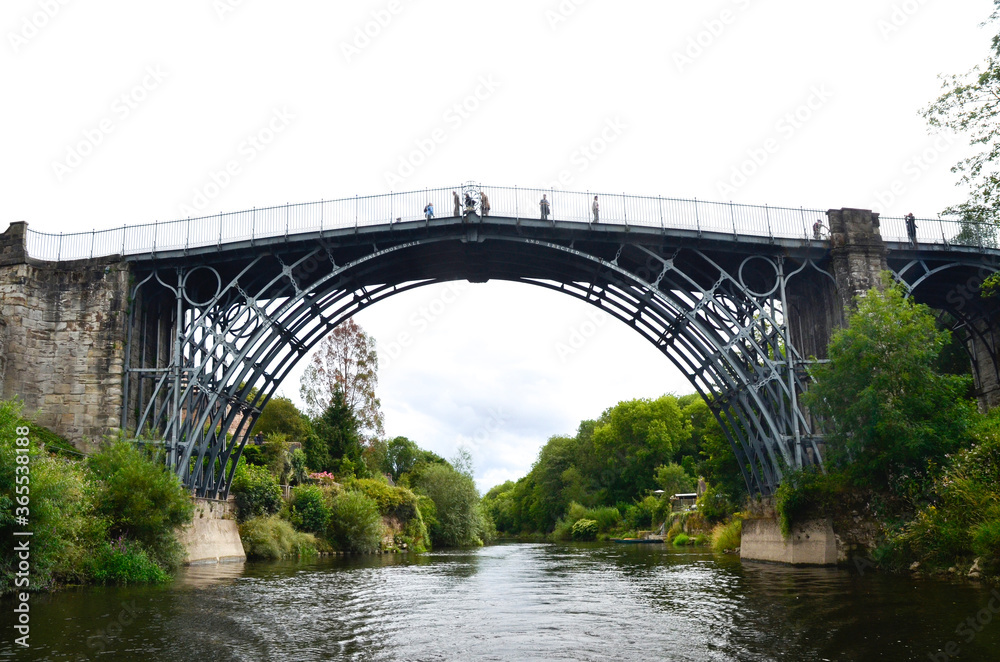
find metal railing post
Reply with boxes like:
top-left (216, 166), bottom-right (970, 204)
top-left (730, 201), bottom-right (738, 239)
top-left (57, 233), bottom-right (63, 262)
top-left (90, 230), bottom-right (95, 260)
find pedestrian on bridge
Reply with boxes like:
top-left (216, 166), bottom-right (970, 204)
top-left (592, 195), bottom-right (600, 222)
top-left (424, 202), bottom-right (434, 220)
top-left (905, 212), bottom-right (917, 245)
top-left (540, 194), bottom-right (551, 221)
top-left (453, 191), bottom-right (461, 217)
top-left (480, 191), bottom-right (490, 216)
top-left (812, 219), bottom-right (826, 240)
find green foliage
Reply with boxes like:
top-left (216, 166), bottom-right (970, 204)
top-left (328, 490), bottom-right (384, 553)
top-left (481, 480), bottom-right (517, 533)
top-left (289, 448), bottom-right (309, 485)
top-left (90, 537), bottom-right (168, 585)
top-left (774, 470), bottom-right (846, 538)
top-left (231, 463), bottom-right (283, 522)
top-left (710, 518), bottom-right (742, 553)
top-left (352, 478), bottom-right (419, 520)
top-left (804, 278), bottom-right (974, 487)
top-left (880, 411), bottom-right (1000, 572)
top-left (571, 518), bottom-right (598, 541)
top-left (0, 402), bottom-right (105, 593)
top-left (921, 6), bottom-right (1000, 223)
top-left (655, 463), bottom-right (695, 496)
top-left (592, 396), bottom-right (689, 505)
top-left (697, 483), bottom-right (737, 523)
top-left (412, 463), bottom-right (489, 547)
top-left (86, 438), bottom-right (194, 569)
top-left (290, 484), bottom-right (331, 535)
top-left (312, 388), bottom-right (367, 477)
top-left (254, 396), bottom-right (311, 442)
top-left (239, 515), bottom-right (318, 560)
top-left (240, 444), bottom-right (265, 467)
top-left (672, 533), bottom-right (691, 546)
top-left (385, 436), bottom-right (423, 481)
top-left (261, 433), bottom-right (291, 483)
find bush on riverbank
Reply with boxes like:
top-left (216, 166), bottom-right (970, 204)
top-left (240, 515), bottom-right (318, 560)
top-left (710, 517), bottom-right (742, 553)
top-left (231, 463), bottom-right (283, 522)
top-left (0, 400), bottom-right (195, 594)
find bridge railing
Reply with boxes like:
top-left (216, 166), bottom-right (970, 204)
top-left (20, 184), bottom-right (998, 261)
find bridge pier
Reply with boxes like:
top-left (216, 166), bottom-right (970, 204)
top-left (740, 517), bottom-right (838, 565)
top-left (0, 222), bottom-right (130, 448)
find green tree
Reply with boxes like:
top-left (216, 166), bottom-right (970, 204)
top-left (313, 388), bottom-right (365, 477)
top-left (413, 463), bottom-right (488, 547)
top-left (922, 3), bottom-right (1000, 251)
top-left (591, 395), bottom-right (689, 505)
top-left (231, 463), bottom-right (283, 522)
top-left (253, 396), bottom-right (311, 442)
top-left (803, 278), bottom-right (974, 487)
top-left (86, 439), bottom-right (195, 569)
top-left (385, 436), bottom-right (422, 480)
top-left (300, 318), bottom-right (384, 441)
top-left (654, 463), bottom-right (695, 496)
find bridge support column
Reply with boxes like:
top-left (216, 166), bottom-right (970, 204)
top-left (176, 498), bottom-right (246, 564)
top-left (827, 207), bottom-right (889, 313)
top-left (0, 222), bottom-right (131, 448)
top-left (740, 517), bottom-right (838, 565)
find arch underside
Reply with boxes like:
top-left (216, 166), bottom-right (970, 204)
top-left (892, 256), bottom-right (1000, 407)
top-left (125, 224), bottom-right (823, 498)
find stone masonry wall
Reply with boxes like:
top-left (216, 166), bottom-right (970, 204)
top-left (0, 222), bottom-right (131, 450)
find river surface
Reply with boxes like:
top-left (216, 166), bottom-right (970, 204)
top-left (3, 542), bottom-right (1000, 661)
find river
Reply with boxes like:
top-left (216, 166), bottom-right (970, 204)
top-left (3, 542), bottom-right (999, 661)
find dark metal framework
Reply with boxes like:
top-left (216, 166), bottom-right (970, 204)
top-left (124, 214), bottom-right (837, 499)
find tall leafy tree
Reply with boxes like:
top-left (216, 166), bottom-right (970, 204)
top-left (312, 388), bottom-right (365, 477)
top-left (591, 395), bottom-right (690, 505)
top-left (300, 319), bottom-right (384, 441)
top-left (803, 278), bottom-right (974, 486)
top-left (922, 3), bottom-right (1000, 225)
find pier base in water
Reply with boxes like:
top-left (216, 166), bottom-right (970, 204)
top-left (740, 517), bottom-right (837, 565)
top-left (176, 498), bottom-right (246, 565)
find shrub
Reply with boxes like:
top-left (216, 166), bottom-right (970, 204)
top-left (413, 463), bottom-right (487, 547)
top-left (571, 518), bottom-right (598, 541)
top-left (86, 438), bottom-right (194, 569)
top-left (290, 484), bottom-right (331, 535)
top-left (672, 533), bottom-right (691, 546)
top-left (328, 490), bottom-right (383, 553)
top-left (353, 478), bottom-right (418, 520)
top-left (90, 537), bottom-right (168, 585)
top-left (240, 445), bottom-right (265, 466)
top-left (697, 483), bottom-right (736, 523)
top-left (231, 463), bottom-right (283, 522)
top-left (240, 515), bottom-right (317, 560)
top-left (565, 502), bottom-right (621, 532)
top-left (774, 470), bottom-right (845, 537)
top-left (710, 518), bottom-right (743, 553)
top-left (1, 403), bottom-right (104, 593)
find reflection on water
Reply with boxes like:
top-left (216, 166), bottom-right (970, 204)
top-left (2, 543), bottom-right (998, 661)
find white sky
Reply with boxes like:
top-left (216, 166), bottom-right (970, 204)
top-left (3, 0), bottom-right (996, 491)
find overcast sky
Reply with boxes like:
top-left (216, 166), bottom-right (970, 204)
top-left (3, 0), bottom-right (996, 491)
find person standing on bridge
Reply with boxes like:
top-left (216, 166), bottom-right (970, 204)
top-left (813, 219), bottom-right (826, 240)
top-left (453, 191), bottom-right (461, 217)
top-left (905, 212), bottom-right (917, 245)
top-left (480, 191), bottom-right (490, 216)
top-left (540, 194), bottom-right (551, 221)
top-left (592, 195), bottom-right (600, 222)
top-left (424, 201), bottom-right (434, 220)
